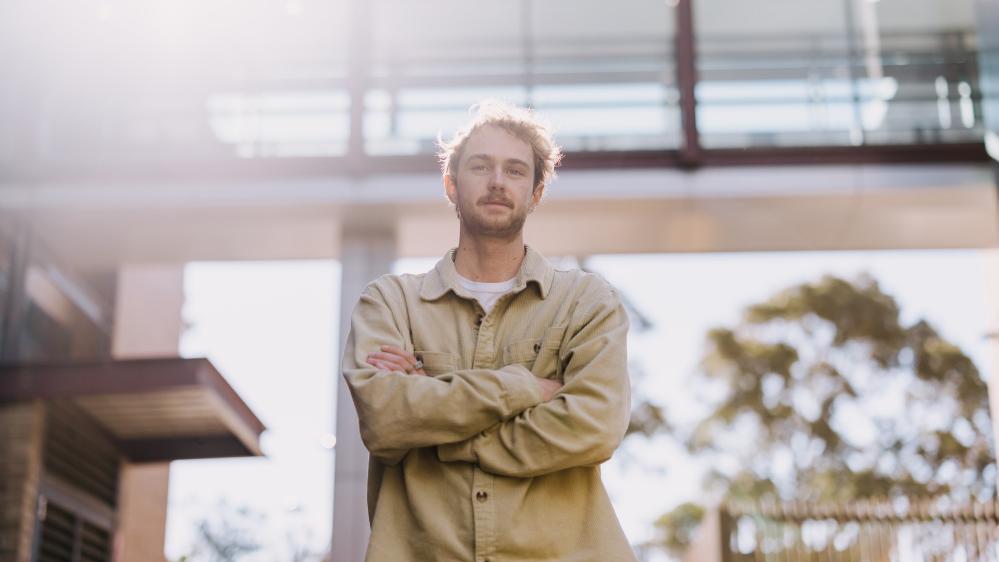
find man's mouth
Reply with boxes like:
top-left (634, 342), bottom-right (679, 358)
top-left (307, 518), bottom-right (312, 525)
top-left (481, 199), bottom-right (512, 208)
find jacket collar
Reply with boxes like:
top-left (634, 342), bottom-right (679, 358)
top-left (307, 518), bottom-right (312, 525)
top-left (420, 244), bottom-right (554, 302)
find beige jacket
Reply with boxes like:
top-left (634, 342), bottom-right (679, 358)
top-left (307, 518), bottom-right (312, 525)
top-left (342, 245), bottom-right (636, 562)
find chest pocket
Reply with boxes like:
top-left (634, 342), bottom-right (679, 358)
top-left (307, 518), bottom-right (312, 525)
top-left (414, 350), bottom-right (458, 376)
top-left (501, 325), bottom-right (567, 380)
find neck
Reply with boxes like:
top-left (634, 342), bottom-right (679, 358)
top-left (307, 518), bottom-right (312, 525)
top-left (453, 227), bottom-right (526, 282)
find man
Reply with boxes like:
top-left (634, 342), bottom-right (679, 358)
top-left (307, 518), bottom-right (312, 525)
top-left (342, 101), bottom-right (636, 562)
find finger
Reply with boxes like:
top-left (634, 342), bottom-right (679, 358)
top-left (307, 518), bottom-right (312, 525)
top-left (368, 358), bottom-right (407, 373)
top-left (369, 351), bottom-right (413, 365)
top-left (380, 345), bottom-right (418, 363)
top-left (366, 358), bottom-right (389, 370)
top-left (368, 352), bottom-right (414, 371)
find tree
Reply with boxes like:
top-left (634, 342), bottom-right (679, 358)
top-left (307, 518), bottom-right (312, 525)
top-left (646, 273), bottom-right (995, 558)
top-left (175, 500), bottom-right (326, 562)
top-left (181, 501), bottom-right (263, 562)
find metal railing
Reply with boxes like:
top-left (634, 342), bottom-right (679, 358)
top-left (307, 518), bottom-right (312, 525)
top-left (684, 498), bottom-right (999, 562)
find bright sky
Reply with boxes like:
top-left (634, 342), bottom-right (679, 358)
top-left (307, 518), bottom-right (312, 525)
top-left (165, 249), bottom-right (996, 561)
top-left (168, 261), bottom-right (340, 562)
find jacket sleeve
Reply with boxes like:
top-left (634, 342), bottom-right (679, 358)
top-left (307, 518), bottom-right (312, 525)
top-left (342, 281), bottom-right (545, 465)
top-left (436, 280), bottom-right (632, 478)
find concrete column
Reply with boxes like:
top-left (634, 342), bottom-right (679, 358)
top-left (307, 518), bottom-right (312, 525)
top-left (331, 227), bottom-right (396, 562)
top-left (111, 264), bottom-right (185, 562)
top-left (985, 248), bottom-right (999, 454)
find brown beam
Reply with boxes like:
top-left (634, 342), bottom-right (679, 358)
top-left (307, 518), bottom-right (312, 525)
top-left (697, 143), bottom-right (991, 166)
top-left (118, 435), bottom-right (255, 462)
top-left (0, 143), bottom-right (989, 185)
top-left (675, 0), bottom-right (702, 166)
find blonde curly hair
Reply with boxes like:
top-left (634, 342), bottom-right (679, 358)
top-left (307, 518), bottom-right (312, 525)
top-left (437, 100), bottom-right (563, 193)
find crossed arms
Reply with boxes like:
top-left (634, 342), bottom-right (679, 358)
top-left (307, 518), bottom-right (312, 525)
top-left (341, 279), bottom-right (631, 478)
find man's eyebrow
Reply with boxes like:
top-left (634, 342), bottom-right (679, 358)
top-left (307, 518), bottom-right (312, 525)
top-left (465, 154), bottom-right (530, 168)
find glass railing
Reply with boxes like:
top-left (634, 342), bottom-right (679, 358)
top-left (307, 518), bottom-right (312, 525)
top-left (2, 19), bottom-right (986, 172)
top-left (363, 35), bottom-right (681, 155)
top-left (696, 30), bottom-right (983, 148)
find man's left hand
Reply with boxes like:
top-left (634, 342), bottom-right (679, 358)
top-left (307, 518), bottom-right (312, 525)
top-left (367, 345), bottom-right (427, 375)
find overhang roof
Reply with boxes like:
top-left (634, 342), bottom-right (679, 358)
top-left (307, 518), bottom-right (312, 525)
top-left (0, 357), bottom-right (266, 462)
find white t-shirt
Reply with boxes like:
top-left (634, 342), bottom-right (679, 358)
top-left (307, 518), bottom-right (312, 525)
top-left (455, 272), bottom-right (516, 314)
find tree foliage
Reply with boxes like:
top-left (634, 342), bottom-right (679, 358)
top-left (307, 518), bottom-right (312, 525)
top-left (648, 274), bottom-right (995, 557)
top-left (176, 501), bottom-right (326, 562)
top-left (182, 503), bottom-right (263, 562)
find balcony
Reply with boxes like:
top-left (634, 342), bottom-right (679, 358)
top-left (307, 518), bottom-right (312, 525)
top-left (0, 0), bottom-right (989, 183)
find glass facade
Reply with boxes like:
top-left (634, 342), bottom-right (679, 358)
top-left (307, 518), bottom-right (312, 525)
top-left (5, 0), bottom-right (351, 163)
top-left (0, 0), bottom-right (987, 171)
top-left (977, 0), bottom-right (999, 160)
top-left (0, 225), bottom-right (110, 362)
top-left (695, 0), bottom-right (982, 148)
top-left (365, 0), bottom-right (680, 154)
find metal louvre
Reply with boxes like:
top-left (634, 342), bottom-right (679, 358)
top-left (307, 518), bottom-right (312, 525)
top-left (37, 501), bottom-right (74, 562)
top-left (36, 499), bottom-right (111, 562)
top-left (78, 521), bottom-right (111, 562)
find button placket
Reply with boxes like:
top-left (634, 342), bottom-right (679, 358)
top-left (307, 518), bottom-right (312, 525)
top-left (472, 302), bottom-right (497, 369)
top-left (468, 293), bottom-right (515, 560)
top-left (471, 468), bottom-right (495, 560)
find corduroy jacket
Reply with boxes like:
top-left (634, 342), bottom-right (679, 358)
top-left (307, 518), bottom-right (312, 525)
top-left (342, 245), bottom-right (636, 562)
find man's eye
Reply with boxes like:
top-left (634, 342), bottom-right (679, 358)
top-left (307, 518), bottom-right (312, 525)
top-left (471, 165), bottom-right (488, 171)
top-left (508, 168), bottom-right (525, 176)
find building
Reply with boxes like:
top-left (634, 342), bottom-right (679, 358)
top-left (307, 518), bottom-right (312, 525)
top-left (0, 219), bottom-right (266, 561)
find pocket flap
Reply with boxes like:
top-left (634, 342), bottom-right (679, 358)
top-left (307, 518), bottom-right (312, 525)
top-left (542, 325), bottom-right (567, 350)
top-left (414, 350), bottom-right (458, 373)
top-left (502, 339), bottom-right (539, 365)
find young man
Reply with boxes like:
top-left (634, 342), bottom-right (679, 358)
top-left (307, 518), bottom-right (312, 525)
top-left (342, 101), bottom-right (636, 562)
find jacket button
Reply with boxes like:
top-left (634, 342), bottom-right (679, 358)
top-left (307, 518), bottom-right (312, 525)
top-left (475, 490), bottom-right (488, 503)
top-left (533, 342), bottom-right (541, 353)
top-left (475, 315), bottom-right (484, 326)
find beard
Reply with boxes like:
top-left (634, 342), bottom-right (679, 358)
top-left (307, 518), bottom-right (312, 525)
top-left (455, 188), bottom-right (530, 239)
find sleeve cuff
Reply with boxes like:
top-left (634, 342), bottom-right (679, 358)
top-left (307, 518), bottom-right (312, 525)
top-left (438, 365), bottom-right (541, 464)
top-left (498, 364), bottom-right (544, 417)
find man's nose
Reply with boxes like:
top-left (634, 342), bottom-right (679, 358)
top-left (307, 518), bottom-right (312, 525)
top-left (488, 167), bottom-right (506, 188)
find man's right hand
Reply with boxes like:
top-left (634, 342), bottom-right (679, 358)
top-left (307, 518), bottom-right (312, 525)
top-left (535, 377), bottom-right (563, 401)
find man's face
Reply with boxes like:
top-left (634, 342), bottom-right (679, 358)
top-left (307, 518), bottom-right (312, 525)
top-left (445, 124), bottom-right (543, 239)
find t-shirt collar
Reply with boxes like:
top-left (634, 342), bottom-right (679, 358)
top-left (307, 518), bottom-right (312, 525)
top-left (420, 244), bottom-right (554, 301)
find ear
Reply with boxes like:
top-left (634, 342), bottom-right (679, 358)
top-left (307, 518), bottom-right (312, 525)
top-left (531, 183), bottom-right (545, 206)
top-left (444, 175), bottom-right (457, 205)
